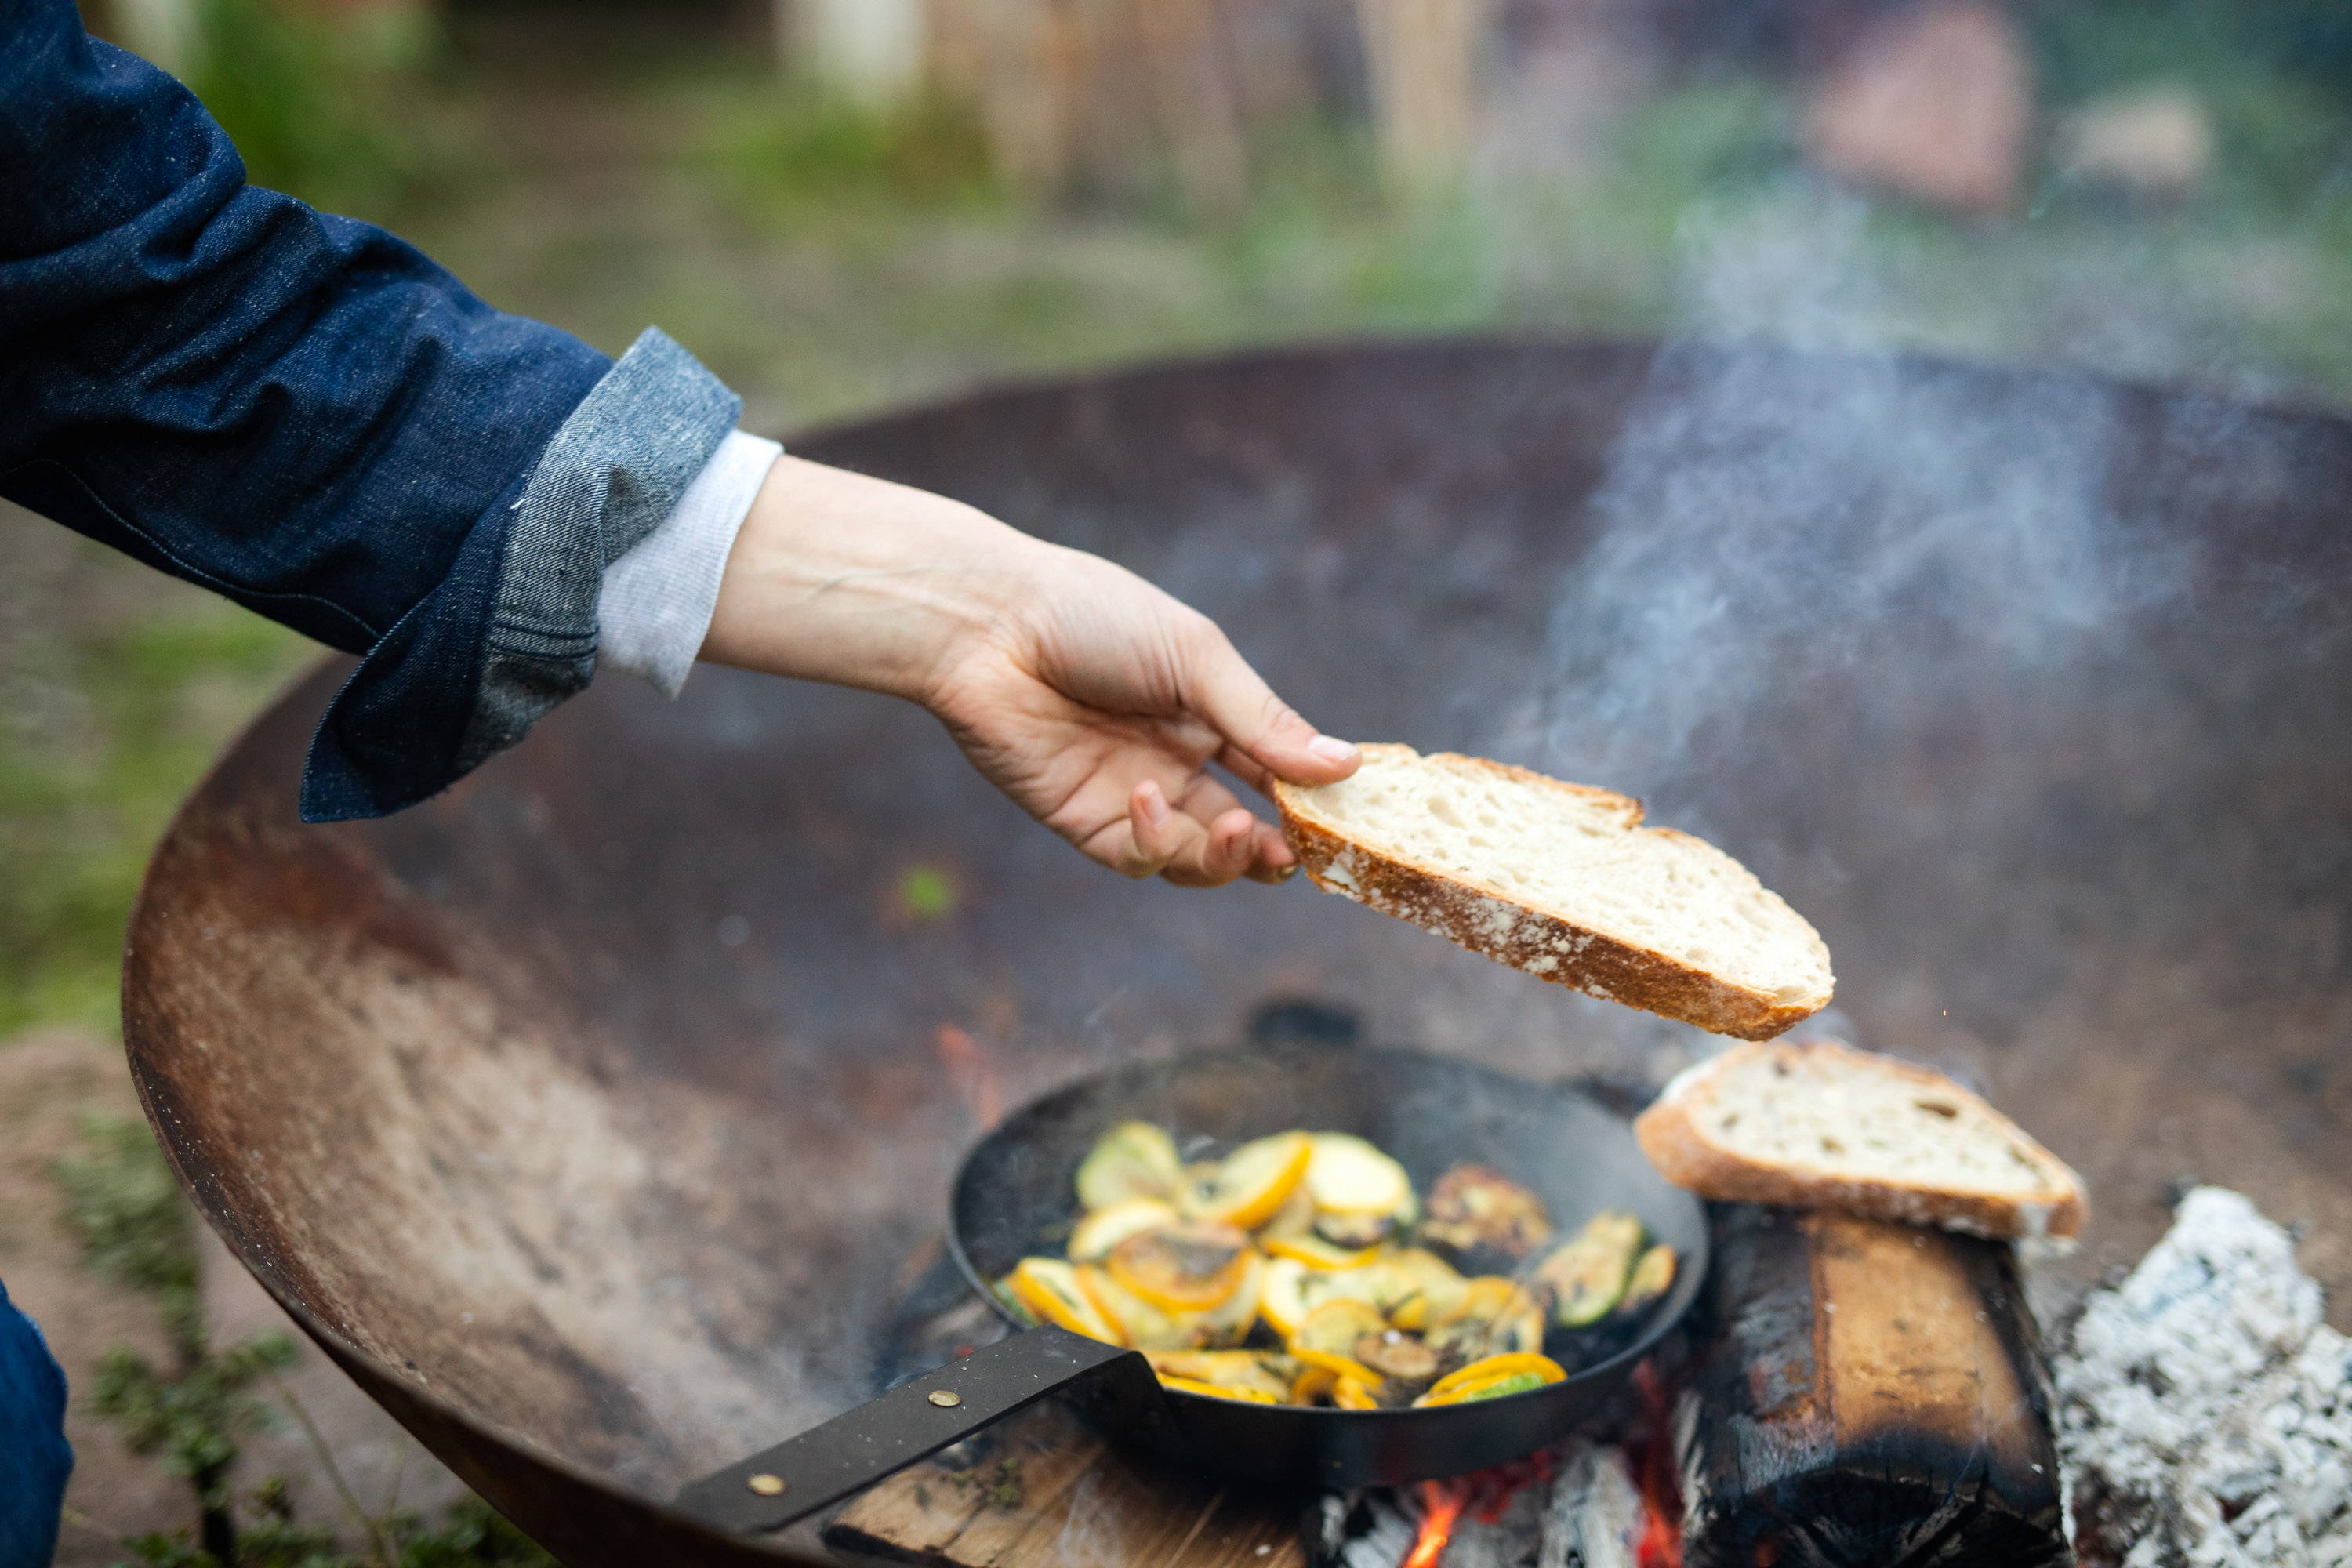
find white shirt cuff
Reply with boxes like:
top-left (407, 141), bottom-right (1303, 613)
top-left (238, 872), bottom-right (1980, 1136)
top-left (595, 429), bottom-right (779, 698)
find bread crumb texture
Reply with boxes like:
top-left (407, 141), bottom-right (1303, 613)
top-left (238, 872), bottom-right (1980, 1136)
top-left (1278, 745), bottom-right (1831, 1005)
top-left (1636, 1039), bottom-right (2085, 1238)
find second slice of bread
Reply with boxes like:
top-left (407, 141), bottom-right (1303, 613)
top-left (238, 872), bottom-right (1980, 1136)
top-left (1272, 744), bottom-right (1832, 1040)
top-left (1632, 1039), bottom-right (2088, 1239)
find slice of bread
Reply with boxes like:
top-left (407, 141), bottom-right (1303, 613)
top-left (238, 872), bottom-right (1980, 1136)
top-left (1633, 1039), bottom-right (2087, 1239)
top-left (1271, 744), bottom-right (1832, 1040)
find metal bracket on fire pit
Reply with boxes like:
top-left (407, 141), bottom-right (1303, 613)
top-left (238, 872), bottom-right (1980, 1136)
top-left (673, 1326), bottom-right (1162, 1536)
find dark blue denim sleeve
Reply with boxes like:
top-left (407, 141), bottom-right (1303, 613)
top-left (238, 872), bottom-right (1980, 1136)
top-left (0, 0), bottom-right (738, 818)
top-left (0, 1277), bottom-right (72, 1568)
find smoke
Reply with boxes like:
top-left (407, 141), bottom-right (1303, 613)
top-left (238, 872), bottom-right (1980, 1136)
top-left (1520, 191), bottom-right (2187, 814)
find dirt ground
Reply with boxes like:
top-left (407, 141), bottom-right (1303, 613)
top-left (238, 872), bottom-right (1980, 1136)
top-left (1, 1028), bottom-right (463, 1563)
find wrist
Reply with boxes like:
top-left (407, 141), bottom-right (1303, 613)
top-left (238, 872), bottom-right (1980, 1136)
top-left (699, 455), bottom-right (1043, 703)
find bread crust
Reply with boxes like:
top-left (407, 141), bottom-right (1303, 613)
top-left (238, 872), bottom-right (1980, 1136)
top-left (1272, 747), bottom-right (1830, 1041)
top-left (1632, 1040), bottom-right (2089, 1239)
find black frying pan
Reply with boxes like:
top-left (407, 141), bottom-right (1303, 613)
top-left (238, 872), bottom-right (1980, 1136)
top-left (674, 1022), bottom-right (1706, 1537)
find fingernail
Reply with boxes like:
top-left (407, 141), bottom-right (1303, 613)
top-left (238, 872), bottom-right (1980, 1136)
top-left (1271, 862), bottom-right (1299, 882)
top-left (1306, 735), bottom-right (1358, 764)
top-left (1138, 782), bottom-right (1171, 826)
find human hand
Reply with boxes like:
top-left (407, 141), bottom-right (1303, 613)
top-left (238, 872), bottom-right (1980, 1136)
top-left (700, 456), bottom-right (1359, 887)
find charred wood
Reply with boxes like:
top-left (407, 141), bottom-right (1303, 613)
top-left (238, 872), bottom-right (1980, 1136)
top-left (1675, 1205), bottom-right (2069, 1568)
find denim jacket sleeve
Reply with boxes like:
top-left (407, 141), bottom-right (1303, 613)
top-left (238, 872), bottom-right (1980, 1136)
top-left (0, 0), bottom-right (740, 819)
top-left (0, 1276), bottom-right (71, 1568)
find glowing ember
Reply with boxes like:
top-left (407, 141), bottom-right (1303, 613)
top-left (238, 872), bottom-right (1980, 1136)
top-left (1630, 1360), bottom-right (1685, 1568)
top-left (1403, 1480), bottom-right (1467, 1568)
top-left (932, 1022), bottom-right (1002, 1129)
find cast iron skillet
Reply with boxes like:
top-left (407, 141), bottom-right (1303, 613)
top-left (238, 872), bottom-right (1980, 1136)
top-left (674, 1020), bottom-right (1706, 1536)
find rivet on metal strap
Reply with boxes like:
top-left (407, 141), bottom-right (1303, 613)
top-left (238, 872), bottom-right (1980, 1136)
top-left (746, 1473), bottom-right (786, 1497)
top-left (927, 1389), bottom-right (964, 1408)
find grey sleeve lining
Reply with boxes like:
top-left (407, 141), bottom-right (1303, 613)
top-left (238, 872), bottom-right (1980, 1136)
top-left (455, 327), bottom-right (740, 772)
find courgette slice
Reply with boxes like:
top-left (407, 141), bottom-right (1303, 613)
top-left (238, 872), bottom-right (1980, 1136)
top-left (1614, 1242), bottom-right (1678, 1319)
top-left (1535, 1210), bottom-right (1646, 1327)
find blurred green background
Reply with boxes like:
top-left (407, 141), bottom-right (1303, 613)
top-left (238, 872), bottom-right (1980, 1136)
top-left (7, 0), bottom-right (2352, 1038)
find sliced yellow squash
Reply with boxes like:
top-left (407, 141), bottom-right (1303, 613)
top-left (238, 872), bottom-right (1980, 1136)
top-left (1076, 1262), bottom-right (1192, 1351)
top-left (1258, 1179), bottom-right (1319, 1240)
top-left (1289, 1363), bottom-right (1338, 1405)
top-left (1258, 1255), bottom-right (1314, 1339)
top-left (1107, 1220), bottom-right (1254, 1312)
top-left (1075, 1121), bottom-right (1184, 1211)
top-left (1177, 1249), bottom-right (1265, 1348)
top-left (1422, 1352), bottom-right (1567, 1401)
top-left (1263, 1232), bottom-right (1379, 1270)
top-left (1009, 1257), bottom-right (1123, 1345)
top-left (1429, 1276), bottom-right (1544, 1359)
top-left (1286, 1298), bottom-right (1389, 1385)
top-left (1330, 1375), bottom-right (1381, 1410)
top-left (1181, 1131), bottom-right (1313, 1229)
top-left (1304, 1133), bottom-right (1414, 1215)
top-left (1145, 1349), bottom-right (1293, 1399)
top-left (1069, 1196), bottom-right (1181, 1262)
top-left (1374, 1248), bottom-right (1470, 1330)
top-left (1156, 1374), bottom-right (1280, 1404)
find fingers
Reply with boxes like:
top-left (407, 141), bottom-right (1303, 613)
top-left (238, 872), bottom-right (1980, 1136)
top-left (1178, 773), bottom-right (1299, 886)
top-left (1183, 624), bottom-right (1360, 789)
top-left (1243, 820), bottom-right (1299, 884)
top-left (1094, 781), bottom-right (1297, 888)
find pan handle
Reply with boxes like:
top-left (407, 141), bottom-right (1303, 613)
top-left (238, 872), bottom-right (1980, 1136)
top-left (671, 1326), bottom-right (1163, 1536)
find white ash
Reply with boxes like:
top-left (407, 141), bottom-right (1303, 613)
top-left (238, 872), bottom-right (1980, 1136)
top-left (2056, 1186), bottom-right (2352, 1567)
top-left (1307, 1442), bottom-right (1646, 1568)
top-left (1537, 1442), bottom-right (1646, 1568)
top-left (1311, 1491), bottom-right (1419, 1568)
top-left (1446, 1478), bottom-right (1548, 1568)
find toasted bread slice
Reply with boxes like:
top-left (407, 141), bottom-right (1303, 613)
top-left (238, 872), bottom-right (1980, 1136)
top-left (1633, 1039), bottom-right (2087, 1238)
top-left (1272, 744), bottom-right (1832, 1040)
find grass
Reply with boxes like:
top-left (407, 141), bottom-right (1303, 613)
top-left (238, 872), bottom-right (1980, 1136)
top-left (0, 595), bottom-right (307, 1037)
top-left (55, 1113), bottom-right (557, 1567)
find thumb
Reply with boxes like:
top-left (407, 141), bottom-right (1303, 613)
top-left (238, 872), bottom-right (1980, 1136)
top-left (1185, 625), bottom-right (1359, 789)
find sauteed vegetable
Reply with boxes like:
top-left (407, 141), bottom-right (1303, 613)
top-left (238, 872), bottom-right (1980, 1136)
top-left (998, 1122), bottom-right (1677, 1406)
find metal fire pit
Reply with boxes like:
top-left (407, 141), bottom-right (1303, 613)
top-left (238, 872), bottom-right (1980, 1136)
top-left (123, 339), bottom-right (2352, 1566)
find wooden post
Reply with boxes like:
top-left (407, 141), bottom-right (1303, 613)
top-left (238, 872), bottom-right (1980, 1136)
top-left (1353, 0), bottom-right (1494, 196)
top-left (1675, 1207), bottom-right (2071, 1568)
top-left (1134, 0), bottom-right (1251, 218)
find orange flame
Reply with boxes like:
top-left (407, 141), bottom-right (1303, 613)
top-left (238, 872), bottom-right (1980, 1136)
top-left (1403, 1480), bottom-right (1468, 1568)
top-left (1630, 1360), bottom-right (1685, 1568)
top-left (933, 1022), bottom-right (1002, 1130)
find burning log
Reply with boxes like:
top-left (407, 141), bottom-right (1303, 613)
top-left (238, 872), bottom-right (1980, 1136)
top-left (1675, 1207), bottom-right (2068, 1568)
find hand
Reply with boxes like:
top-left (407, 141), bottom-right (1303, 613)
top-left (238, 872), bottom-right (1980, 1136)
top-left (700, 456), bottom-right (1359, 887)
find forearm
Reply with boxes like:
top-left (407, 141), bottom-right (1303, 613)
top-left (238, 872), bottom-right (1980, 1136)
top-left (701, 455), bottom-right (1060, 704)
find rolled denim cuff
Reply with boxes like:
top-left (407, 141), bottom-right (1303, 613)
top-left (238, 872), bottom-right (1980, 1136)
top-left (297, 328), bottom-right (738, 820)
top-left (454, 327), bottom-right (740, 771)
